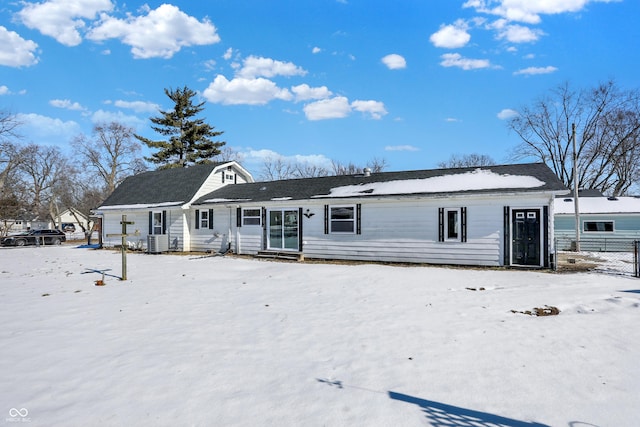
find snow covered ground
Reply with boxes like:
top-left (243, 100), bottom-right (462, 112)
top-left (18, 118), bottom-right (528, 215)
top-left (1, 245), bottom-right (639, 426)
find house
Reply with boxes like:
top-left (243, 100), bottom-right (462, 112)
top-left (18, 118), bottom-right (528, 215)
top-left (54, 208), bottom-right (90, 232)
top-left (93, 161), bottom-right (254, 251)
top-left (554, 194), bottom-right (640, 251)
top-left (95, 161), bottom-right (567, 268)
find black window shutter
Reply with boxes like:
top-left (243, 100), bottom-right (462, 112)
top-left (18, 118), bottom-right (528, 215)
top-left (195, 210), bottom-right (200, 229)
top-left (237, 207), bottom-right (242, 227)
top-left (438, 208), bottom-right (444, 242)
top-left (234, 174), bottom-right (237, 184)
top-left (543, 206), bottom-right (549, 268)
top-left (298, 207), bottom-right (303, 250)
top-left (503, 206), bottom-right (511, 266)
top-left (221, 171), bottom-right (225, 183)
top-left (261, 207), bottom-right (267, 250)
top-left (162, 210), bottom-right (167, 234)
top-left (461, 207), bottom-right (467, 242)
top-left (324, 205), bottom-right (329, 234)
top-left (148, 211), bottom-right (153, 235)
top-left (208, 209), bottom-right (214, 229)
top-left (356, 204), bottom-right (362, 235)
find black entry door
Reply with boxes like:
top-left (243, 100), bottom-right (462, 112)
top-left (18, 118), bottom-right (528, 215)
top-left (512, 209), bottom-right (540, 266)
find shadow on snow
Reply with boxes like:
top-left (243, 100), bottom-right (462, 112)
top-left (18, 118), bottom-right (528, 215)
top-left (389, 391), bottom-right (549, 427)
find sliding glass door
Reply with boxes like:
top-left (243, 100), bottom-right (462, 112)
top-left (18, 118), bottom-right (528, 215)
top-left (268, 209), bottom-right (299, 250)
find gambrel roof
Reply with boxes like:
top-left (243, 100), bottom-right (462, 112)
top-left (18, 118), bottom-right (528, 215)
top-left (193, 162), bottom-right (567, 205)
top-left (99, 163), bottom-right (225, 209)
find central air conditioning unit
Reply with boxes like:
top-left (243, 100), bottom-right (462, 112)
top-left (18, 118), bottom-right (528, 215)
top-left (147, 234), bottom-right (169, 254)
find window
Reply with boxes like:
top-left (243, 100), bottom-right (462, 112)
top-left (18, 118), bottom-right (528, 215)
top-left (195, 209), bottom-right (213, 230)
top-left (243, 208), bottom-right (262, 226)
top-left (583, 221), bottom-right (614, 232)
top-left (200, 210), bottom-right (210, 229)
top-left (330, 206), bottom-right (355, 233)
top-left (151, 211), bottom-right (163, 235)
top-left (446, 209), bottom-right (459, 240)
top-left (438, 207), bottom-right (467, 242)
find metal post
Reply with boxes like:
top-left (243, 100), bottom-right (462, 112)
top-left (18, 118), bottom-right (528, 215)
top-left (121, 215), bottom-right (127, 280)
top-left (633, 240), bottom-right (640, 277)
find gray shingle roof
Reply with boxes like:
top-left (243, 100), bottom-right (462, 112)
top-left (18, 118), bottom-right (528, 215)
top-left (100, 163), bottom-right (223, 207)
top-left (193, 162), bottom-right (567, 205)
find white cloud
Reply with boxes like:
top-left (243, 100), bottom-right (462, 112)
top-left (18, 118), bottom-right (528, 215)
top-left (49, 99), bottom-right (86, 111)
top-left (514, 65), bottom-right (558, 75)
top-left (384, 145), bottom-right (420, 152)
top-left (236, 56), bottom-right (307, 79)
top-left (203, 75), bottom-right (293, 105)
top-left (430, 21), bottom-right (471, 48)
top-left (87, 4), bottom-right (220, 59)
top-left (302, 97), bottom-right (387, 121)
top-left (495, 24), bottom-right (545, 43)
top-left (381, 54), bottom-right (407, 70)
top-left (0, 26), bottom-right (39, 67)
top-left (91, 109), bottom-right (145, 128)
top-left (351, 100), bottom-right (388, 120)
top-left (0, 86), bottom-right (8, 95)
top-left (291, 84), bottom-right (332, 102)
top-left (497, 108), bottom-right (519, 119)
top-left (16, 113), bottom-right (81, 145)
top-left (303, 97), bottom-right (352, 121)
top-left (439, 53), bottom-right (492, 70)
top-left (312, 47), bottom-right (322, 54)
top-left (17, 0), bottom-right (113, 46)
top-left (464, 0), bottom-right (614, 24)
top-left (223, 47), bottom-right (234, 60)
top-left (113, 100), bottom-right (160, 113)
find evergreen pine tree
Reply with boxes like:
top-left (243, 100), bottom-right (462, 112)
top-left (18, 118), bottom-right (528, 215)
top-left (135, 86), bottom-right (226, 169)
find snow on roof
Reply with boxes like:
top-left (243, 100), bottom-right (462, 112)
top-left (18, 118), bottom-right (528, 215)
top-left (199, 198), bottom-right (252, 204)
top-left (97, 201), bottom-right (184, 210)
top-left (555, 197), bottom-right (640, 214)
top-left (313, 169), bottom-right (545, 198)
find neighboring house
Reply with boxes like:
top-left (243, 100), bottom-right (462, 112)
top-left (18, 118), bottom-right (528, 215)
top-left (555, 194), bottom-right (640, 250)
top-left (55, 208), bottom-right (90, 232)
top-left (96, 161), bottom-right (567, 268)
top-left (93, 162), bottom-right (254, 251)
top-left (1, 216), bottom-right (49, 233)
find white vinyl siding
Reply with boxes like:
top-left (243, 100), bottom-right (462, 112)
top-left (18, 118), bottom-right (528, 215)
top-left (231, 194), bottom-right (552, 267)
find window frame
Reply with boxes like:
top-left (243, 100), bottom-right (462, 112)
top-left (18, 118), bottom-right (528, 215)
top-left (199, 210), bottom-right (210, 229)
top-left (151, 211), bottom-right (164, 235)
top-left (583, 220), bottom-right (614, 233)
top-left (242, 208), bottom-right (262, 226)
top-left (329, 205), bottom-right (356, 234)
top-left (444, 208), bottom-right (461, 241)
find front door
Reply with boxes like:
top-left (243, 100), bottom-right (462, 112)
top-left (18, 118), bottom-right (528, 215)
top-left (268, 209), bottom-right (299, 250)
top-left (512, 209), bottom-right (541, 266)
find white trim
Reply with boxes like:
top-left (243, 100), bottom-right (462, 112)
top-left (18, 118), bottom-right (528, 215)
top-left (329, 205), bottom-right (356, 234)
top-left (509, 207), bottom-right (544, 267)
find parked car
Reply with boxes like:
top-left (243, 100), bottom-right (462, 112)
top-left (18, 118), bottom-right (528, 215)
top-left (1, 229), bottom-right (66, 246)
top-left (61, 223), bottom-right (76, 232)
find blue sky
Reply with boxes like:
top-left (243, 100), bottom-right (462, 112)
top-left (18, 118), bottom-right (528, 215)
top-left (1, 0), bottom-right (639, 177)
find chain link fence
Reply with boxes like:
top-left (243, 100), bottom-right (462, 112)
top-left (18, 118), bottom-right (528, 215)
top-left (555, 237), bottom-right (640, 277)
